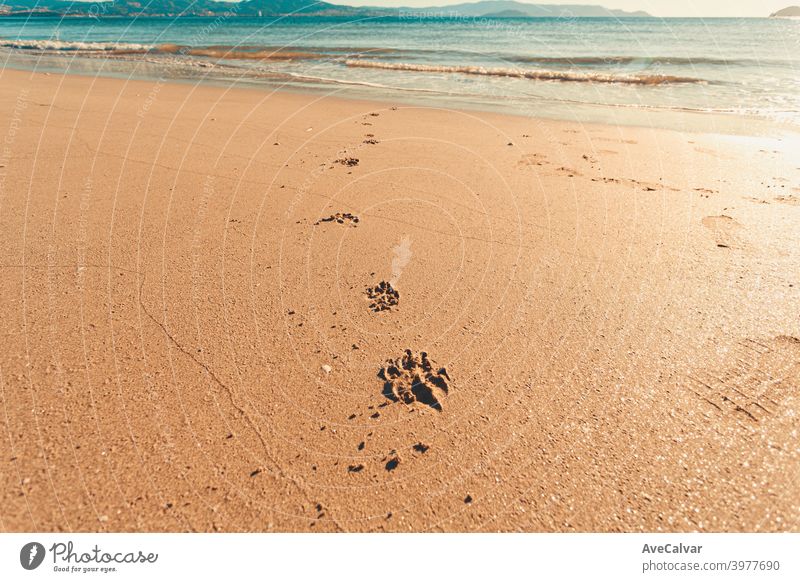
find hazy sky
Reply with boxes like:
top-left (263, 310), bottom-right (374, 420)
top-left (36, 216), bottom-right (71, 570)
top-left (339, 1), bottom-right (795, 17)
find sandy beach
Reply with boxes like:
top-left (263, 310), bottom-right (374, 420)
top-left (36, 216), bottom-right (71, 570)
top-left (1, 67), bottom-right (798, 532)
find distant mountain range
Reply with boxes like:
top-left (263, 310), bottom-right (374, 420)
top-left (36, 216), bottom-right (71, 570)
top-left (0, 0), bottom-right (651, 18)
top-left (770, 5), bottom-right (800, 16)
top-left (401, 2), bottom-right (649, 17)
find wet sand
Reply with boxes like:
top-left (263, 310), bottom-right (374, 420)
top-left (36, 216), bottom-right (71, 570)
top-left (1, 68), bottom-right (798, 532)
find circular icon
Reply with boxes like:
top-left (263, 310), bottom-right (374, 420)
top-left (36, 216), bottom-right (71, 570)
top-left (20, 542), bottom-right (46, 570)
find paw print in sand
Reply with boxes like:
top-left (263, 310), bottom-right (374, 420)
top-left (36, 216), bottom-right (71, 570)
top-left (379, 350), bottom-right (451, 411)
top-left (366, 281), bottom-right (399, 312)
top-left (335, 157), bottom-right (359, 167)
top-left (315, 212), bottom-right (359, 226)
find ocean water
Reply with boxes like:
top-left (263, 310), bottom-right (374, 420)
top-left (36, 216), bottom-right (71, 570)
top-left (1, 15), bottom-right (798, 131)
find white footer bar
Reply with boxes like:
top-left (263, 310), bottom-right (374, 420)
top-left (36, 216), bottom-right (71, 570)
top-left (1, 533), bottom-right (797, 581)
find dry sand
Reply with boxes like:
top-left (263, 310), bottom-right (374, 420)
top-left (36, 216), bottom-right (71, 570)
top-left (1, 68), bottom-right (798, 532)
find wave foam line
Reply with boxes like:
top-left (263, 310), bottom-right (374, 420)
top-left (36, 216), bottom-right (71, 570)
top-left (344, 59), bottom-right (706, 85)
top-left (0, 39), bottom-right (153, 52)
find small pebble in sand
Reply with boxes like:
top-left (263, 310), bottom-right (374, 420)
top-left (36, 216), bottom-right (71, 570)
top-left (321, 365), bottom-right (332, 374)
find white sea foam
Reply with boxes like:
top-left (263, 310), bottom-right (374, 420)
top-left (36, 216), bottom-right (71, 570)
top-left (0, 39), bottom-right (153, 52)
top-left (344, 59), bottom-right (707, 85)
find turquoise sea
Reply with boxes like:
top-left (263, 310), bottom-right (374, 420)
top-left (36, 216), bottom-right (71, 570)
top-left (1, 15), bottom-right (798, 131)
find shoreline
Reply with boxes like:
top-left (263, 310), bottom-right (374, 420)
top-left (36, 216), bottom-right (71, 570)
top-left (1, 67), bottom-right (798, 532)
top-left (1, 48), bottom-right (796, 137)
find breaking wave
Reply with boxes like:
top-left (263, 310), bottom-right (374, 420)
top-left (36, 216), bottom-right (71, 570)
top-left (504, 55), bottom-right (783, 66)
top-left (0, 39), bottom-right (327, 60)
top-left (344, 59), bottom-right (707, 85)
top-left (0, 39), bottom-right (154, 52)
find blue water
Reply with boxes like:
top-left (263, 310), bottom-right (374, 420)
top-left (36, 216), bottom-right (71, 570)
top-left (1, 16), bottom-right (799, 130)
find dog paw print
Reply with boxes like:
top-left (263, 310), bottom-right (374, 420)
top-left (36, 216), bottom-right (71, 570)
top-left (335, 157), bottom-right (359, 167)
top-left (379, 350), bottom-right (451, 411)
top-left (315, 212), bottom-right (360, 226)
top-left (366, 281), bottom-right (399, 312)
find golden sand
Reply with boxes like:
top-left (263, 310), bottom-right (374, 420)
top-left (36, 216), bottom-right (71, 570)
top-left (1, 69), bottom-right (798, 532)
